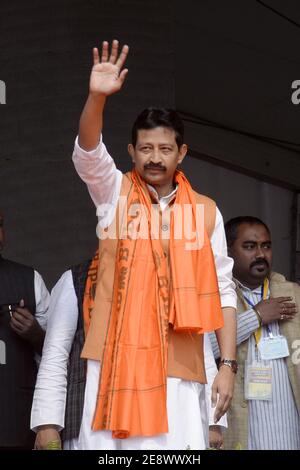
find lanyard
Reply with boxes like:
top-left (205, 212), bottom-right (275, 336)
top-left (242, 278), bottom-right (269, 344)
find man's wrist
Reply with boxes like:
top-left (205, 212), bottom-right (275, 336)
top-left (88, 91), bottom-right (107, 104)
top-left (36, 424), bottom-right (60, 432)
top-left (218, 359), bottom-right (238, 374)
top-left (253, 306), bottom-right (263, 326)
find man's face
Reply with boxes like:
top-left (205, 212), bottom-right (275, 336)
top-left (128, 127), bottom-right (187, 192)
top-left (0, 214), bottom-right (4, 252)
top-left (229, 223), bottom-right (272, 288)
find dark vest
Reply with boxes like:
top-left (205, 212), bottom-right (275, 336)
top-left (0, 256), bottom-right (36, 449)
top-left (61, 260), bottom-right (90, 442)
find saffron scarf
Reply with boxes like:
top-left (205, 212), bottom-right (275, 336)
top-left (84, 169), bottom-right (223, 438)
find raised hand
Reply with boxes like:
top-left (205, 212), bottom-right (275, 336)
top-left (78, 40), bottom-right (129, 150)
top-left (90, 40), bottom-right (129, 97)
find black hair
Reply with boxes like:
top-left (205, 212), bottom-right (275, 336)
top-left (131, 108), bottom-right (184, 149)
top-left (225, 216), bottom-right (271, 248)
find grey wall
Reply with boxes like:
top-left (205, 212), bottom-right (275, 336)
top-left (181, 154), bottom-right (294, 279)
top-left (175, 0), bottom-right (300, 190)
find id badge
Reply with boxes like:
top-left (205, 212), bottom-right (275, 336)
top-left (258, 335), bottom-right (290, 361)
top-left (245, 361), bottom-right (272, 401)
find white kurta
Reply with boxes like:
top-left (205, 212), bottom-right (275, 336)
top-left (31, 271), bottom-right (228, 449)
top-left (31, 136), bottom-right (236, 449)
top-left (32, 270), bottom-right (50, 332)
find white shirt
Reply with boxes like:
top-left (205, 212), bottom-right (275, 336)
top-left (32, 270), bottom-right (50, 364)
top-left (33, 270), bottom-right (50, 331)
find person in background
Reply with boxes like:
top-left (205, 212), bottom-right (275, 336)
top-left (0, 210), bottom-right (50, 449)
top-left (210, 216), bottom-right (300, 449)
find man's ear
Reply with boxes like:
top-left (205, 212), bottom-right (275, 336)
top-left (178, 144), bottom-right (188, 164)
top-left (128, 144), bottom-right (135, 163)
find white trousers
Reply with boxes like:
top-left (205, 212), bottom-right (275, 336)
top-left (64, 359), bottom-right (208, 450)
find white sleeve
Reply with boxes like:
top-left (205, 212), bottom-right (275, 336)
top-left (34, 270), bottom-right (50, 331)
top-left (31, 270), bottom-right (78, 432)
top-left (72, 135), bottom-right (122, 211)
top-left (210, 208), bottom-right (237, 309)
top-left (204, 334), bottom-right (227, 428)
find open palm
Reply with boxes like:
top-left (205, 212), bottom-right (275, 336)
top-left (90, 40), bottom-right (129, 96)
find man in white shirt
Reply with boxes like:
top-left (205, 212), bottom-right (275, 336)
top-left (33, 40), bottom-right (237, 450)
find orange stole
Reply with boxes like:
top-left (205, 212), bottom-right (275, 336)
top-left (82, 170), bottom-right (223, 438)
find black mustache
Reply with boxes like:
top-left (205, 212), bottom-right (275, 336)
top-left (144, 163), bottom-right (166, 171)
top-left (250, 259), bottom-right (269, 269)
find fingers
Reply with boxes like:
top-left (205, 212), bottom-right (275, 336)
top-left (277, 297), bottom-right (293, 303)
top-left (282, 309), bottom-right (297, 317)
top-left (210, 440), bottom-right (224, 450)
top-left (213, 395), bottom-right (225, 424)
top-left (209, 440), bottom-right (223, 449)
top-left (214, 393), bottom-right (231, 423)
top-left (11, 310), bottom-right (28, 324)
top-left (13, 307), bottom-right (33, 320)
top-left (10, 316), bottom-right (26, 334)
top-left (34, 439), bottom-right (44, 450)
top-left (116, 44), bottom-right (129, 69)
top-left (280, 312), bottom-right (297, 321)
top-left (93, 47), bottom-right (100, 65)
top-left (279, 301), bottom-right (297, 321)
top-left (10, 309), bottom-right (33, 333)
top-left (119, 68), bottom-right (128, 85)
top-left (109, 39), bottom-right (119, 64)
top-left (211, 384), bottom-right (217, 409)
top-left (100, 40), bottom-right (129, 69)
top-left (101, 41), bottom-right (108, 62)
top-left (34, 441), bottom-right (41, 450)
top-left (282, 315), bottom-right (296, 321)
top-left (10, 319), bottom-right (24, 331)
top-left (209, 426), bottom-right (224, 449)
top-left (281, 302), bottom-right (297, 312)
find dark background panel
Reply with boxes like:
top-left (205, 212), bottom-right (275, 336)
top-left (0, 0), bottom-right (175, 287)
top-left (0, 0), bottom-right (299, 287)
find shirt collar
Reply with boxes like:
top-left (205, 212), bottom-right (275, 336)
top-left (235, 278), bottom-right (263, 295)
top-left (147, 183), bottom-right (178, 205)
